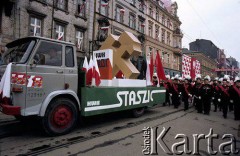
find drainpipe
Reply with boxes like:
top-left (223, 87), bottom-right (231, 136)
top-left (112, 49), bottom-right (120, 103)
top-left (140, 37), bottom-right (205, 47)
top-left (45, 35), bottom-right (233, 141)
top-left (50, 0), bottom-right (55, 38)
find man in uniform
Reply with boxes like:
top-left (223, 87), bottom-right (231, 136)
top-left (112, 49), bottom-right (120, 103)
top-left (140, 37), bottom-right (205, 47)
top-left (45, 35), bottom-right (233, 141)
top-left (170, 75), bottom-right (181, 109)
top-left (212, 77), bottom-right (220, 112)
top-left (201, 75), bottom-right (213, 115)
top-left (229, 76), bottom-right (240, 120)
top-left (181, 75), bottom-right (193, 111)
top-left (162, 75), bottom-right (172, 106)
top-left (219, 75), bottom-right (230, 119)
top-left (193, 74), bottom-right (203, 113)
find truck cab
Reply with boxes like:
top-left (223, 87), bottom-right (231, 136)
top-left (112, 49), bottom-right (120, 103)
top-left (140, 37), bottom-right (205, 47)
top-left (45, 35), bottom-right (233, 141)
top-left (0, 37), bottom-right (81, 135)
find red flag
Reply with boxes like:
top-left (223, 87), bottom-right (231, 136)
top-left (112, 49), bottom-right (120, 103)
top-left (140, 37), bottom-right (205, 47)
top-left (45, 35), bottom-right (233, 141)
top-left (150, 53), bottom-right (154, 83)
top-left (155, 51), bottom-right (166, 81)
top-left (82, 56), bottom-right (88, 72)
top-left (86, 56), bottom-right (93, 85)
top-left (92, 55), bottom-right (101, 86)
top-left (190, 57), bottom-right (196, 80)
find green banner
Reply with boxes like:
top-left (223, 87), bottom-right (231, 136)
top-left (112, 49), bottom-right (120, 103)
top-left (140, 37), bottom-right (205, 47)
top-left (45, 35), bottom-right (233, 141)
top-left (80, 86), bottom-right (166, 116)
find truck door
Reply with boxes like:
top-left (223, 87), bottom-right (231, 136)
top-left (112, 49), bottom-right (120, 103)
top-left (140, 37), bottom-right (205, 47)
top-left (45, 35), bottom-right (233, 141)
top-left (25, 41), bottom-right (65, 116)
top-left (64, 46), bottom-right (78, 94)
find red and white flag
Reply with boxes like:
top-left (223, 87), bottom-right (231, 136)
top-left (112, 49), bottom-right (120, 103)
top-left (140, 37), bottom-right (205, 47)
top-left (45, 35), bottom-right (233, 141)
top-left (146, 57), bottom-right (152, 86)
top-left (58, 32), bottom-right (64, 40)
top-left (92, 55), bottom-right (101, 86)
top-left (86, 56), bottom-right (93, 85)
top-left (82, 56), bottom-right (88, 72)
top-left (155, 51), bottom-right (166, 81)
top-left (182, 54), bottom-right (201, 79)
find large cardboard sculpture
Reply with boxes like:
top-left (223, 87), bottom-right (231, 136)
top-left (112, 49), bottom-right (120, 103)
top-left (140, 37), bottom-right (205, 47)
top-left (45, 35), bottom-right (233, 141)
top-left (99, 31), bottom-right (142, 79)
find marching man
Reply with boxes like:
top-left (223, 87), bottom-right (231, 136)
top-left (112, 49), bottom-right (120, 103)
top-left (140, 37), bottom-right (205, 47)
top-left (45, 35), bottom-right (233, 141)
top-left (181, 75), bottom-right (193, 111)
top-left (193, 74), bottom-right (203, 113)
top-left (212, 77), bottom-right (220, 112)
top-left (201, 75), bottom-right (213, 115)
top-left (170, 75), bottom-right (181, 109)
top-left (162, 75), bottom-right (172, 106)
top-left (229, 76), bottom-right (240, 120)
top-left (219, 75), bottom-right (230, 119)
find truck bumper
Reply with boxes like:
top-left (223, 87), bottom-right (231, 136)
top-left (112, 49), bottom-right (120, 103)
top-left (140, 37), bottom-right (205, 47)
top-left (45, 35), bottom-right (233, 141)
top-left (0, 104), bottom-right (21, 115)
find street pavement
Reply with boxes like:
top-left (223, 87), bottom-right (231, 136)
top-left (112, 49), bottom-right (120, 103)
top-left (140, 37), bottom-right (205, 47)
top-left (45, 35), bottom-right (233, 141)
top-left (0, 104), bottom-right (239, 156)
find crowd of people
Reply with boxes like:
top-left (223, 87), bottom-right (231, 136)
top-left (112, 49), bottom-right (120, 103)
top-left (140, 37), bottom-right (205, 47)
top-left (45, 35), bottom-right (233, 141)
top-left (153, 74), bottom-right (240, 121)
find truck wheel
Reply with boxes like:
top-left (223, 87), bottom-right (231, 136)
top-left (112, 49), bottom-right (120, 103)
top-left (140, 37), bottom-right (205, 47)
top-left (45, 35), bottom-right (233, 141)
top-left (132, 107), bottom-right (145, 118)
top-left (42, 98), bottom-right (78, 136)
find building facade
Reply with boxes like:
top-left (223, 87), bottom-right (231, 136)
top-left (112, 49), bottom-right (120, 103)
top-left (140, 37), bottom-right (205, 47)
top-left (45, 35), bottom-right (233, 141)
top-left (184, 51), bottom-right (218, 78)
top-left (0, 0), bottom-right (94, 63)
top-left (189, 39), bottom-right (219, 60)
top-left (144, 0), bottom-right (183, 77)
top-left (92, 0), bottom-right (146, 52)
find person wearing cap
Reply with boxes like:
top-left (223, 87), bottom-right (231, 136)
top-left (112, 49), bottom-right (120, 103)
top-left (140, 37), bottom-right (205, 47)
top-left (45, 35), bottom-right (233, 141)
top-left (170, 75), bottom-right (181, 109)
top-left (218, 75), bottom-right (230, 119)
top-left (201, 75), bottom-right (213, 115)
top-left (193, 74), bottom-right (203, 113)
top-left (212, 77), bottom-right (220, 112)
top-left (217, 77), bottom-right (223, 111)
top-left (229, 76), bottom-right (240, 120)
top-left (152, 73), bottom-right (158, 86)
top-left (227, 79), bottom-right (234, 112)
top-left (180, 75), bottom-right (193, 111)
top-left (161, 75), bottom-right (172, 106)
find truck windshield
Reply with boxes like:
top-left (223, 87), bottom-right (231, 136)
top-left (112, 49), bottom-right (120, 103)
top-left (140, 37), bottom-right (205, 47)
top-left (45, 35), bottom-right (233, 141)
top-left (2, 40), bottom-right (36, 65)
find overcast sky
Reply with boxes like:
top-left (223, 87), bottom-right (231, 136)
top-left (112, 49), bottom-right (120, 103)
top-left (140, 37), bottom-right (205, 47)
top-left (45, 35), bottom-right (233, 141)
top-left (174, 0), bottom-right (240, 62)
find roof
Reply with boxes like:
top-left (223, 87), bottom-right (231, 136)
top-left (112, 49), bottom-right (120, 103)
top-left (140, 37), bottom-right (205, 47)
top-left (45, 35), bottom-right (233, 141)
top-left (6, 36), bottom-right (74, 48)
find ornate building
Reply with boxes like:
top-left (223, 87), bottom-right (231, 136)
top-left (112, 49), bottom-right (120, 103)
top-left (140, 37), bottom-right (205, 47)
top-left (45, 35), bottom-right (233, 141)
top-left (92, 0), bottom-right (146, 52)
top-left (144, 0), bottom-right (183, 77)
top-left (0, 0), bottom-right (94, 63)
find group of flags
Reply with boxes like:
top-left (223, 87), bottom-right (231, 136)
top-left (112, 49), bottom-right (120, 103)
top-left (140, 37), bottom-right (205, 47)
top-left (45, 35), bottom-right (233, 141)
top-left (146, 51), bottom-right (166, 86)
top-left (82, 55), bottom-right (101, 86)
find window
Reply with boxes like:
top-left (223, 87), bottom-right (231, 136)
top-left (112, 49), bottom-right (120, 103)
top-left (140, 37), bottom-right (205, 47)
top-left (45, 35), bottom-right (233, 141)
top-left (161, 29), bottom-right (165, 43)
top-left (76, 30), bottom-right (84, 51)
top-left (167, 32), bottom-right (171, 45)
top-left (65, 46), bottom-right (74, 67)
top-left (148, 22), bottom-right (153, 37)
top-left (149, 5), bottom-right (153, 17)
top-left (129, 0), bottom-right (135, 5)
top-left (162, 15), bottom-right (165, 25)
top-left (155, 25), bottom-right (159, 40)
top-left (116, 6), bottom-right (124, 23)
top-left (34, 41), bottom-right (62, 66)
top-left (129, 14), bottom-right (136, 29)
top-left (77, 0), bottom-right (86, 17)
top-left (156, 11), bottom-right (159, 21)
top-left (167, 54), bottom-right (170, 63)
top-left (56, 0), bottom-right (68, 10)
top-left (138, 20), bottom-right (145, 33)
top-left (55, 23), bottom-right (65, 41)
top-left (149, 47), bottom-right (153, 56)
top-left (99, 0), bottom-right (109, 16)
top-left (29, 17), bottom-right (41, 36)
top-left (167, 18), bottom-right (170, 28)
top-left (139, 1), bottom-right (144, 12)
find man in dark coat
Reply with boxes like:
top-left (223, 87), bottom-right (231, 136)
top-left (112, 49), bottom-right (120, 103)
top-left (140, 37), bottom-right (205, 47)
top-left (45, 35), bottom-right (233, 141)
top-left (181, 75), bottom-right (193, 111)
top-left (212, 77), bottom-right (220, 112)
top-left (161, 75), bottom-right (172, 106)
top-left (229, 77), bottom-right (240, 120)
top-left (219, 75), bottom-right (230, 119)
top-left (170, 75), bottom-right (181, 109)
top-left (201, 75), bottom-right (213, 115)
top-left (193, 74), bottom-right (203, 113)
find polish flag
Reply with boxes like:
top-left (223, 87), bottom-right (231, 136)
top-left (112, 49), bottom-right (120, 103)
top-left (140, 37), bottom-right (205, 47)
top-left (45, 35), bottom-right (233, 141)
top-left (86, 56), bottom-right (93, 85)
top-left (150, 53), bottom-right (154, 83)
top-left (92, 55), bottom-right (101, 86)
top-left (82, 56), bottom-right (88, 72)
top-left (155, 51), bottom-right (166, 81)
top-left (146, 57), bottom-right (152, 86)
top-left (58, 32), bottom-right (64, 40)
top-left (101, 2), bottom-right (109, 7)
